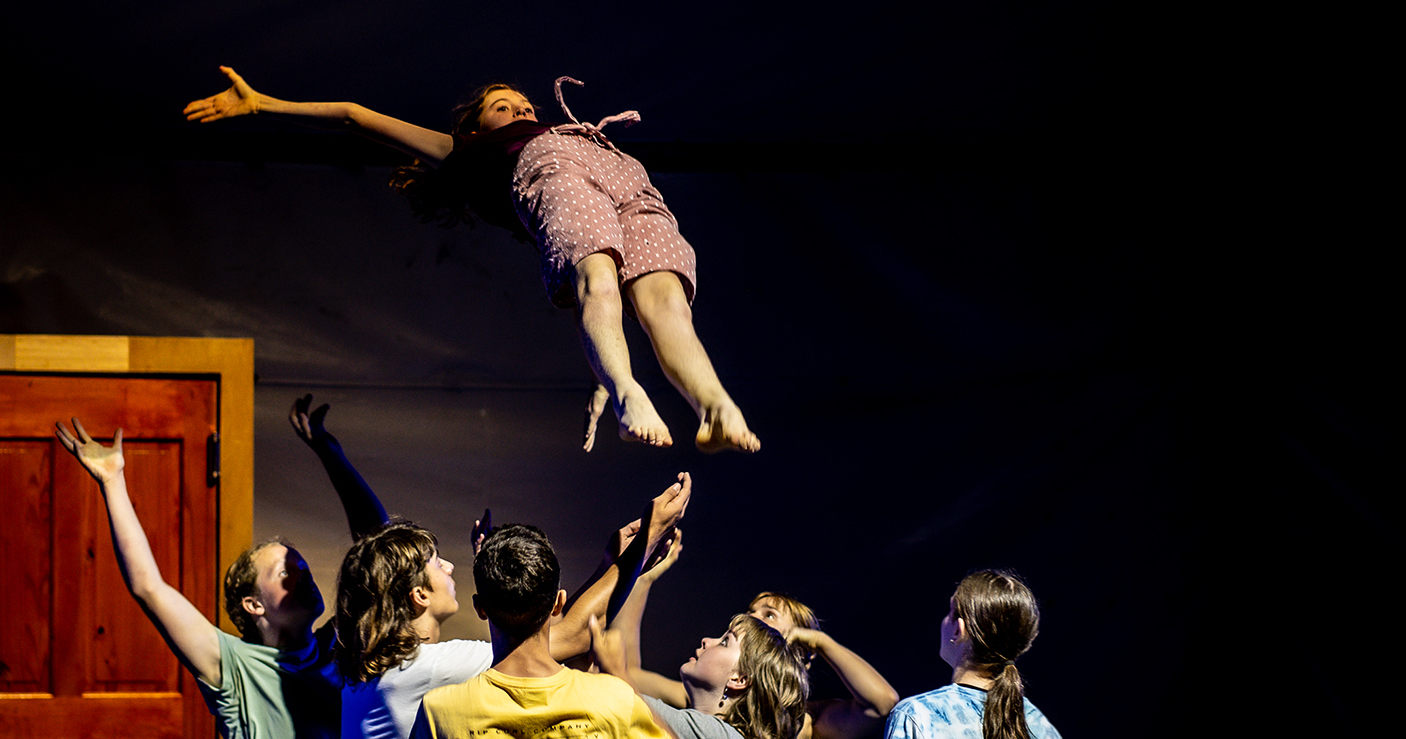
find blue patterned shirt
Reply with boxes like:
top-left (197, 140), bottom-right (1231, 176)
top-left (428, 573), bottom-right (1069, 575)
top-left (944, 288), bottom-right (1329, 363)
top-left (885, 684), bottom-right (1061, 739)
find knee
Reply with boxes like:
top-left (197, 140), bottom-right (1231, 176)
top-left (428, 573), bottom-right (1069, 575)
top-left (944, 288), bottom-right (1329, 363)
top-left (630, 274), bottom-right (692, 325)
top-left (574, 254), bottom-right (622, 305)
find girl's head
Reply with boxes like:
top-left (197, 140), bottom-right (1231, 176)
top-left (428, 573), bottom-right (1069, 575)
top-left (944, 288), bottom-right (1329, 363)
top-left (681, 614), bottom-right (809, 739)
top-left (746, 592), bottom-right (819, 638)
top-left (452, 84), bottom-right (536, 136)
top-left (945, 570), bottom-right (1041, 739)
top-left (335, 521), bottom-right (455, 683)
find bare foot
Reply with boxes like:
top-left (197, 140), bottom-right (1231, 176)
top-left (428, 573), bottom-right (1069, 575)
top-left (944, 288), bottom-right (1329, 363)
top-left (617, 386), bottom-right (673, 448)
top-left (583, 384), bottom-right (611, 452)
top-left (695, 401), bottom-right (760, 453)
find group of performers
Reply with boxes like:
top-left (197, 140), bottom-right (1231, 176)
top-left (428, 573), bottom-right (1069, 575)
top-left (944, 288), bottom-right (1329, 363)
top-left (49, 68), bottom-right (1062, 739)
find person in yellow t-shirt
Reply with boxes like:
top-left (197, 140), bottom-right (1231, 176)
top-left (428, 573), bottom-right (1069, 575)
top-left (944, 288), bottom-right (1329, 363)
top-left (411, 478), bottom-right (690, 739)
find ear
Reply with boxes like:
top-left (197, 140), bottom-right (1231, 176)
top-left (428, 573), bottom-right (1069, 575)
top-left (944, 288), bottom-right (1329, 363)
top-left (472, 594), bottom-right (488, 621)
top-left (410, 585), bottom-right (431, 611)
top-left (954, 616), bottom-right (968, 643)
top-left (241, 595), bottom-right (264, 617)
top-left (726, 673), bottom-right (751, 693)
top-left (551, 589), bottom-right (567, 617)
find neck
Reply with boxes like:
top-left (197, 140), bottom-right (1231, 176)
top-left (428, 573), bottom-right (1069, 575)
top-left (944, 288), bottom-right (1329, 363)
top-left (489, 623), bottom-right (561, 679)
top-left (951, 663), bottom-right (995, 691)
top-left (411, 611), bottom-right (442, 645)
top-left (685, 682), bottom-right (734, 719)
top-left (261, 622), bottom-right (314, 651)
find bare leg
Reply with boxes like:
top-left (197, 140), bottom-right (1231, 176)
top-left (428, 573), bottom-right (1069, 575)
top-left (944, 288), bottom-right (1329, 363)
top-left (574, 253), bottom-right (672, 448)
top-left (626, 271), bottom-right (759, 453)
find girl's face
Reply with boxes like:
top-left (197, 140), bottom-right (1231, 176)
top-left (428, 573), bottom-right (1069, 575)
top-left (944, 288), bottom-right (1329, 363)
top-left (938, 596), bottom-right (963, 668)
top-left (421, 551), bottom-right (459, 622)
top-left (680, 626), bottom-right (744, 691)
top-left (748, 597), bottom-right (796, 636)
top-left (477, 90), bottom-right (536, 132)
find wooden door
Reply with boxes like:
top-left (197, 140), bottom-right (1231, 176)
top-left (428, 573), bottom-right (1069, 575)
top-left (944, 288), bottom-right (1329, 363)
top-left (0, 374), bottom-right (219, 738)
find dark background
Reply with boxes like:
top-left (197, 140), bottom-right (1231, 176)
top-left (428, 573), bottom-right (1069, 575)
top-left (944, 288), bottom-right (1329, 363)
top-left (2, 2), bottom-right (1394, 736)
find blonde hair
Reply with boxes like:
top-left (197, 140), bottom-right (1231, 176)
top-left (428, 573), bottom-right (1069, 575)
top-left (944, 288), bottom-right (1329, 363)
top-left (749, 591), bottom-right (820, 665)
top-left (722, 614), bottom-right (809, 739)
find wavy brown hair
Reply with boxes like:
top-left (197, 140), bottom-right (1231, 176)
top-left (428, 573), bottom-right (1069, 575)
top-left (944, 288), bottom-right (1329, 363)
top-left (334, 521), bottom-right (439, 683)
top-left (388, 83), bottom-right (533, 227)
top-left (722, 614), bottom-right (810, 739)
top-left (954, 570), bottom-right (1041, 739)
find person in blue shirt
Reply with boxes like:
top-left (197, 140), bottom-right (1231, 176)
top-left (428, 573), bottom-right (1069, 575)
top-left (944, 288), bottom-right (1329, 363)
top-left (884, 570), bottom-right (1060, 739)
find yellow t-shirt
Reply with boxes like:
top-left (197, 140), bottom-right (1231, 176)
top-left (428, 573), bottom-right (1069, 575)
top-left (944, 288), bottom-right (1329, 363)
top-left (410, 667), bottom-right (668, 739)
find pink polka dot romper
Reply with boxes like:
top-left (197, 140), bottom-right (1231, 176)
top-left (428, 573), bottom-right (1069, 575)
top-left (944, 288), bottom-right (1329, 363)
top-left (511, 78), bottom-right (697, 311)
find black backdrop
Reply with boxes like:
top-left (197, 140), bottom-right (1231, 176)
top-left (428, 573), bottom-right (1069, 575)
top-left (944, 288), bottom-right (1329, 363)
top-left (2, 2), bottom-right (1394, 736)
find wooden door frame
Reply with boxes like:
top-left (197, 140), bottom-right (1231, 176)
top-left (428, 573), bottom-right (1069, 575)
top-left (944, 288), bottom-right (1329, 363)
top-left (1, 334), bottom-right (254, 634)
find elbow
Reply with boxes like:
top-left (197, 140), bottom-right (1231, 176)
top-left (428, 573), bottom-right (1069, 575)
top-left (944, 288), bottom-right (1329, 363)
top-left (873, 688), bottom-right (901, 717)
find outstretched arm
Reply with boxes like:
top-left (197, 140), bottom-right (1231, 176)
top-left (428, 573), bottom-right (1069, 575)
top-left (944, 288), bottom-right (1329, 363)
top-left (289, 395), bottom-right (389, 540)
top-left (55, 419), bottom-right (223, 687)
top-left (789, 628), bottom-right (900, 739)
top-left (603, 530), bottom-right (689, 707)
top-left (184, 66), bottom-right (454, 166)
top-left (548, 474), bottom-right (691, 663)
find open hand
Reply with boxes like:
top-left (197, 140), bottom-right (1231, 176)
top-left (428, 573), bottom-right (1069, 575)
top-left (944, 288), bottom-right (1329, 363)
top-left (184, 66), bottom-right (261, 123)
top-left (588, 614), bottom-right (629, 679)
top-left (289, 394), bottom-right (336, 448)
top-left (55, 418), bottom-right (124, 484)
top-left (643, 472), bottom-right (691, 546)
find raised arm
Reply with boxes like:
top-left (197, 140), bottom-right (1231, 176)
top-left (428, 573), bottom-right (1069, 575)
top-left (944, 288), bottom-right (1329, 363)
top-left (789, 628), bottom-right (900, 739)
top-left (55, 419), bottom-right (223, 687)
top-left (184, 66), bottom-right (455, 166)
top-left (548, 474), bottom-right (691, 663)
top-left (289, 395), bottom-right (389, 540)
top-left (604, 530), bottom-right (690, 708)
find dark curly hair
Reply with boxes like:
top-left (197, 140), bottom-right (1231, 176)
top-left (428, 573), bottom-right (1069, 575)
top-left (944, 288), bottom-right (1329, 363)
top-left (388, 83), bottom-right (532, 228)
top-left (334, 520), bottom-right (440, 683)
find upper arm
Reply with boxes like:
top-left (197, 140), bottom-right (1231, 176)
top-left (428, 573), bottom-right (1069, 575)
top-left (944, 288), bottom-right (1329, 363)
top-left (137, 580), bottom-right (224, 687)
top-left (350, 106), bottom-right (454, 166)
top-left (634, 670), bottom-right (689, 708)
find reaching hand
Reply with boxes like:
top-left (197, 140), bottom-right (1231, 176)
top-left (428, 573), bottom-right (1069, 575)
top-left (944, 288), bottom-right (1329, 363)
top-left (607, 519), bottom-right (643, 562)
top-left (588, 615), bottom-right (629, 680)
top-left (471, 509), bottom-right (493, 556)
top-left (641, 528), bottom-right (683, 583)
top-left (582, 383), bottom-right (610, 452)
top-left (786, 627), bottom-right (826, 650)
top-left (642, 472), bottom-right (691, 547)
top-left (55, 418), bottom-right (124, 484)
top-left (289, 394), bottom-right (337, 449)
top-left (184, 66), bottom-right (261, 123)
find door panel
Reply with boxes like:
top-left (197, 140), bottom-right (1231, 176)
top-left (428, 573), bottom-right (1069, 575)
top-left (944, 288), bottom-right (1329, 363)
top-left (0, 374), bottom-right (218, 738)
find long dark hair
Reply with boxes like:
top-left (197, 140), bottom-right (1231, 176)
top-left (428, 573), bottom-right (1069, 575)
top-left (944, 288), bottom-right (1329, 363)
top-left (954, 570), bottom-right (1041, 739)
top-left (334, 520), bottom-right (439, 683)
top-left (387, 83), bottom-right (530, 227)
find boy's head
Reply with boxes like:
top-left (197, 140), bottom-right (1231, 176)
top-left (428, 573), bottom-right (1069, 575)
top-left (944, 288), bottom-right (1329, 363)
top-left (472, 524), bottom-right (563, 643)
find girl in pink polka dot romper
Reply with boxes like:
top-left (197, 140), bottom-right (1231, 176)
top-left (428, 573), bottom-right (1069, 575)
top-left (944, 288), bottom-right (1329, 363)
top-left (186, 67), bottom-right (758, 453)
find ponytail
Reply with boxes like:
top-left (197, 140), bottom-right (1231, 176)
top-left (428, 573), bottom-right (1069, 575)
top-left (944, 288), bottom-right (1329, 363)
top-left (953, 570), bottom-right (1040, 739)
top-left (982, 661), bottom-right (1031, 739)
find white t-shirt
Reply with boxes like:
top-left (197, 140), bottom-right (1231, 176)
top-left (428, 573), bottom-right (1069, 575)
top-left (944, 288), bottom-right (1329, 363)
top-left (342, 639), bottom-right (494, 739)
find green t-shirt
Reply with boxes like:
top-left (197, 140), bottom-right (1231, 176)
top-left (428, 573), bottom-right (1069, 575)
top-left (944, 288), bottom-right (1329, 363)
top-left (197, 626), bottom-right (341, 738)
